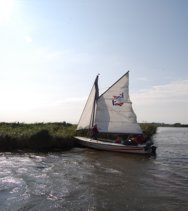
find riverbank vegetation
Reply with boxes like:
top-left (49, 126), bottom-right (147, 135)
top-left (0, 122), bottom-right (76, 151)
top-left (140, 123), bottom-right (157, 138)
top-left (0, 122), bottom-right (171, 152)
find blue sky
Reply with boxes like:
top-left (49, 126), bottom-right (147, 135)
top-left (0, 0), bottom-right (187, 124)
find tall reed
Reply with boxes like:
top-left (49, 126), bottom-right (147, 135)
top-left (0, 122), bottom-right (76, 151)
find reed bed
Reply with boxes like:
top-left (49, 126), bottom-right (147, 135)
top-left (0, 122), bottom-right (76, 151)
top-left (140, 123), bottom-right (158, 139)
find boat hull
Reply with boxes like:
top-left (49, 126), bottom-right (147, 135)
top-left (75, 136), bottom-right (155, 155)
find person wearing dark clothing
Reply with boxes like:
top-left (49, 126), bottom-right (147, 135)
top-left (135, 134), bottom-right (145, 144)
top-left (92, 124), bottom-right (99, 140)
top-left (115, 136), bottom-right (121, 144)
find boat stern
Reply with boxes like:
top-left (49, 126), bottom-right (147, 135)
top-left (144, 141), bottom-right (157, 155)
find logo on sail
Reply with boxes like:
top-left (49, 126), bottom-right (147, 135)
top-left (112, 93), bottom-right (126, 106)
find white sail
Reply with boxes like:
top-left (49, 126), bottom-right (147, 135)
top-left (95, 72), bottom-right (142, 134)
top-left (77, 76), bottom-right (99, 130)
top-left (75, 72), bottom-right (157, 155)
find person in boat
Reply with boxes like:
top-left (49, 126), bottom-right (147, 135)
top-left (91, 124), bottom-right (99, 140)
top-left (115, 135), bottom-right (122, 144)
top-left (134, 134), bottom-right (145, 145)
top-left (123, 135), bottom-right (137, 145)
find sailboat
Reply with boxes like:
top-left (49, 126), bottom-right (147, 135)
top-left (75, 71), bottom-right (156, 155)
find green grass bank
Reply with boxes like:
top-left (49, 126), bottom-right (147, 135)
top-left (0, 122), bottom-right (76, 152)
top-left (0, 122), bottom-right (157, 152)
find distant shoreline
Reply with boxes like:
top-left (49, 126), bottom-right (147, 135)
top-left (142, 123), bottom-right (188, 127)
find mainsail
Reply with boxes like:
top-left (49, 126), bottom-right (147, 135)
top-left (77, 72), bottom-right (142, 134)
top-left (95, 72), bottom-right (142, 134)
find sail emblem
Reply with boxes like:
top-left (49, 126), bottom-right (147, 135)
top-left (112, 93), bottom-right (126, 106)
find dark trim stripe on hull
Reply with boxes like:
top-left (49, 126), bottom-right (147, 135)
top-left (112, 148), bottom-right (145, 151)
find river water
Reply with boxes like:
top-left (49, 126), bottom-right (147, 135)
top-left (0, 127), bottom-right (188, 210)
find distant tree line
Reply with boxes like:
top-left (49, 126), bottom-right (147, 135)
top-left (142, 122), bottom-right (188, 127)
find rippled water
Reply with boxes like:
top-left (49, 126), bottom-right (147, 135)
top-left (0, 127), bottom-right (188, 210)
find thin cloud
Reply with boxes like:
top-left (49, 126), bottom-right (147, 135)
top-left (0, 0), bottom-right (14, 23)
top-left (132, 80), bottom-right (188, 104)
top-left (136, 77), bottom-right (148, 81)
top-left (132, 80), bottom-right (188, 123)
top-left (64, 97), bottom-right (87, 103)
top-left (24, 35), bottom-right (33, 43)
top-left (23, 97), bottom-right (87, 109)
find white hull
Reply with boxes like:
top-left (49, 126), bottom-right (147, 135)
top-left (75, 136), bottom-right (154, 155)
